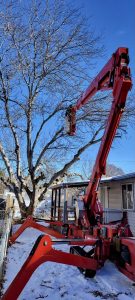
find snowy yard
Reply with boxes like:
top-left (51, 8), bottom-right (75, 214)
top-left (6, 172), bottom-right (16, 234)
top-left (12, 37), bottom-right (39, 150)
top-left (1, 224), bottom-right (135, 300)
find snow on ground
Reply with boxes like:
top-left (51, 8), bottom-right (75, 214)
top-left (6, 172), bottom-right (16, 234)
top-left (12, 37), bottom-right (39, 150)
top-left (1, 224), bottom-right (135, 300)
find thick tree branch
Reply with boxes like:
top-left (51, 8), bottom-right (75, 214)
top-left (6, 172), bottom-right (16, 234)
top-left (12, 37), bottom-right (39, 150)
top-left (38, 127), bottom-right (103, 201)
top-left (32, 105), bottom-right (63, 153)
top-left (34, 127), bottom-right (64, 172)
top-left (0, 71), bottom-right (21, 178)
top-left (0, 142), bottom-right (17, 185)
top-left (0, 176), bottom-right (13, 191)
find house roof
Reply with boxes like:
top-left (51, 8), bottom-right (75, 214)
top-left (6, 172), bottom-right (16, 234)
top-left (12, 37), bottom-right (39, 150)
top-left (101, 172), bottom-right (135, 183)
top-left (51, 172), bottom-right (135, 189)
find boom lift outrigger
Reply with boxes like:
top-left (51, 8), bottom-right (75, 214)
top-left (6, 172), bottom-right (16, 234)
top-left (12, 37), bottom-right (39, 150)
top-left (1, 47), bottom-right (134, 300)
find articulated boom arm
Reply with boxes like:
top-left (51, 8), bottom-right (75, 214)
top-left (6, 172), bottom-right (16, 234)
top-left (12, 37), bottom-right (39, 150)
top-left (1, 49), bottom-right (134, 300)
top-left (67, 47), bottom-right (132, 222)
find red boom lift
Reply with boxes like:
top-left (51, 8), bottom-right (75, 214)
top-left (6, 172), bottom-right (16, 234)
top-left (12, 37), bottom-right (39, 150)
top-left (1, 47), bottom-right (134, 300)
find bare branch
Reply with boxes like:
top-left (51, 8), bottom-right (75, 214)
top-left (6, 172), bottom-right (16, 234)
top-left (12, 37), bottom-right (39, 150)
top-left (34, 127), bottom-right (64, 172)
top-left (32, 104), bottom-right (63, 153)
top-left (0, 71), bottom-right (21, 178)
top-left (0, 176), bottom-right (13, 191)
top-left (0, 141), bottom-right (15, 179)
top-left (38, 127), bottom-right (103, 201)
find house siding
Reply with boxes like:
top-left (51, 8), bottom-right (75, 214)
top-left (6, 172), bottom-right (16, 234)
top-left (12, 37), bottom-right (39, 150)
top-left (100, 178), bottom-right (135, 211)
top-left (52, 177), bottom-right (135, 212)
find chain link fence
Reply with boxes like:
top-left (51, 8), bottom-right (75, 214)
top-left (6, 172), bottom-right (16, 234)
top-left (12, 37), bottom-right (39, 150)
top-left (0, 209), bottom-right (13, 280)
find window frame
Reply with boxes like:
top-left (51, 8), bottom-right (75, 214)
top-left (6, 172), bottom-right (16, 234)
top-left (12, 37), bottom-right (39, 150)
top-left (121, 182), bottom-right (134, 211)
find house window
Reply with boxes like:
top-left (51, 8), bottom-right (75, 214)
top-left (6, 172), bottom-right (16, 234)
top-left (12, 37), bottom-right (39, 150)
top-left (122, 184), bottom-right (134, 210)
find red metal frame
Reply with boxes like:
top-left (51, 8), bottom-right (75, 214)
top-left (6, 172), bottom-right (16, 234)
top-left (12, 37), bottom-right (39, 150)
top-left (2, 48), bottom-right (134, 299)
top-left (2, 235), bottom-right (99, 300)
top-left (9, 216), bottom-right (65, 244)
top-left (3, 233), bottom-right (135, 299)
top-left (66, 47), bottom-right (131, 226)
top-left (117, 238), bottom-right (135, 282)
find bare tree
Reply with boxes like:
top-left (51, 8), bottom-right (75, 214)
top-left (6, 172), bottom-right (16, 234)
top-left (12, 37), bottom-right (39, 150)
top-left (105, 163), bottom-right (124, 177)
top-left (81, 160), bottom-right (124, 180)
top-left (81, 160), bottom-right (93, 180)
top-left (0, 1), bottom-right (134, 217)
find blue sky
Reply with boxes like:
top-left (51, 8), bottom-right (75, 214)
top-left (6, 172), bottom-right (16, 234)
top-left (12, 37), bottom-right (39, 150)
top-left (73, 0), bottom-right (135, 174)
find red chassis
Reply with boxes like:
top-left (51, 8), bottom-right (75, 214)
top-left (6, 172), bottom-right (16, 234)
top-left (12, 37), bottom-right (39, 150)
top-left (1, 48), bottom-right (134, 300)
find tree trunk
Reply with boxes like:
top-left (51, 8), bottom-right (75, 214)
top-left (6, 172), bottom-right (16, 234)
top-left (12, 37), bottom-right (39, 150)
top-left (21, 203), bottom-right (34, 218)
top-left (14, 190), bottom-right (35, 219)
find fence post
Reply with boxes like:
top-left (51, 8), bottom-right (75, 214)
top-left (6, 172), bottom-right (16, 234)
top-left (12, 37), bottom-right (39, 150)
top-left (0, 209), bottom-right (13, 281)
